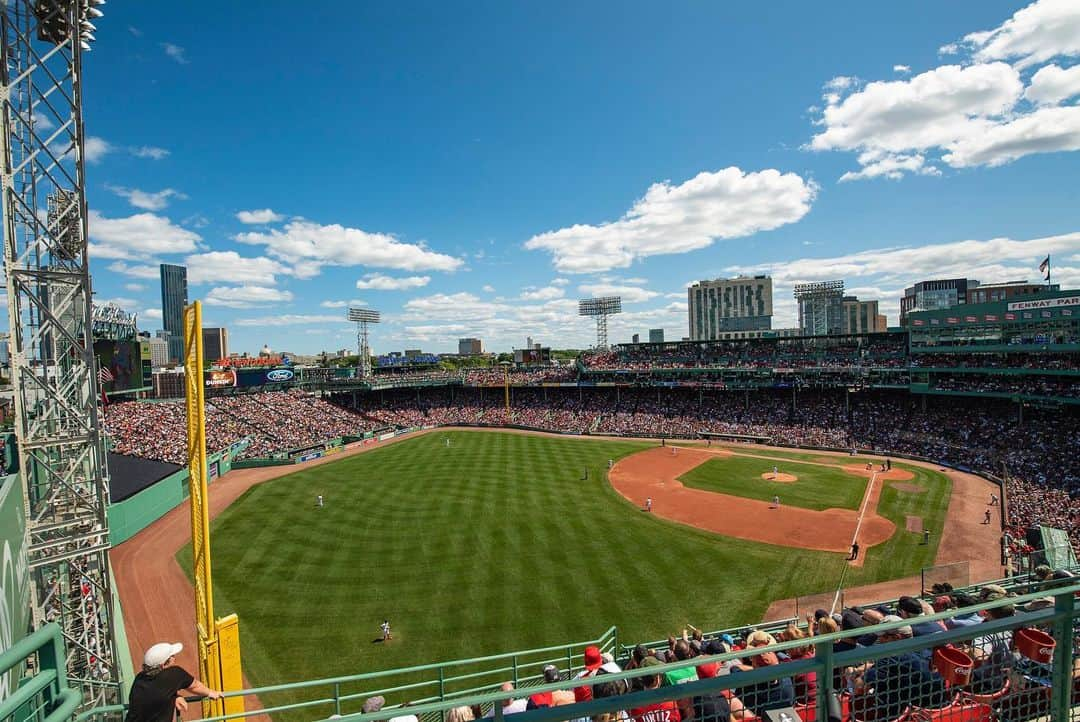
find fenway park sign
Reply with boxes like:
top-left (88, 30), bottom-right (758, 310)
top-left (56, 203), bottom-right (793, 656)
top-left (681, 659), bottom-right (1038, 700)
top-left (1007, 295), bottom-right (1080, 312)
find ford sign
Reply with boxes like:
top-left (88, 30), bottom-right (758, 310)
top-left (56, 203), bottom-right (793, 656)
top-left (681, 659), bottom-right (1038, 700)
top-left (266, 369), bottom-right (294, 382)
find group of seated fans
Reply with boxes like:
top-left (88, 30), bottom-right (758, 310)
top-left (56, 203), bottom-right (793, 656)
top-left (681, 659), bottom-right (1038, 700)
top-left (581, 337), bottom-right (908, 372)
top-left (366, 568), bottom-right (1070, 722)
top-left (103, 389), bottom-right (375, 464)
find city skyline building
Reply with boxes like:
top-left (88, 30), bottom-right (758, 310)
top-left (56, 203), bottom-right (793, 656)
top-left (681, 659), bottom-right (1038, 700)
top-left (159, 263), bottom-right (188, 363)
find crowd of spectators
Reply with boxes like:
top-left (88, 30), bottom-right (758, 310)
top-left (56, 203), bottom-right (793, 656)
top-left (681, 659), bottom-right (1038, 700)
top-left (581, 336), bottom-right (908, 372)
top-left (103, 390), bottom-right (373, 464)
top-left (929, 374), bottom-right (1080, 398)
top-left (462, 367), bottom-right (577, 386)
top-left (910, 352), bottom-right (1080, 370)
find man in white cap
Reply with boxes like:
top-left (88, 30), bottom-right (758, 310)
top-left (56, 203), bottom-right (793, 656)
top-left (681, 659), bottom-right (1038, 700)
top-left (125, 642), bottom-right (222, 722)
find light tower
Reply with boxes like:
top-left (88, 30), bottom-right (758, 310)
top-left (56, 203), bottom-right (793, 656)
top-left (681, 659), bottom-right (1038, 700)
top-left (578, 296), bottom-right (622, 349)
top-left (793, 280), bottom-right (844, 336)
top-left (2, 0), bottom-right (117, 708)
top-left (348, 307), bottom-right (380, 379)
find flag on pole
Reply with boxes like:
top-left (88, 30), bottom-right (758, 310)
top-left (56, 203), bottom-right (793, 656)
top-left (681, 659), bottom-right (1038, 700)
top-left (1039, 255), bottom-right (1050, 280)
top-left (98, 366), bottom-right (114, 384)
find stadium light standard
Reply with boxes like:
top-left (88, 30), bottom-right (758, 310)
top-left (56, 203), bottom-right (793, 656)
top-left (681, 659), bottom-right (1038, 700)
top-left (348, 307), bottom-right (380, 379)
top-left (500, 360), bottom-right (512, 418)
top-left (578, 296), bottom-right (622, 350)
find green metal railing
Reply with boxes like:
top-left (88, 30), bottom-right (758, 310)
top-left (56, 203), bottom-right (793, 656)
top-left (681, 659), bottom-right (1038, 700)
top-left (67, 582), bottom-right (1080, 722)
top-left (0, 624), bottom-right (82, 722)
top-left (9, 585), bottom-right (1080, 722)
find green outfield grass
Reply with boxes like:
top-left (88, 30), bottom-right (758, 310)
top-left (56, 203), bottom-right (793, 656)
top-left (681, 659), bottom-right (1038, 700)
top-left (677, 455), bottom-right (868, 510)
top-left (179, 431), bottom-right (952, 697)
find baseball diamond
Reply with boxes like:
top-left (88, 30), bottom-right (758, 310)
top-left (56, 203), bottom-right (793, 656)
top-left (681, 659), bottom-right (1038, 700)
top-left (110, 427), bottom-right (1002, 697)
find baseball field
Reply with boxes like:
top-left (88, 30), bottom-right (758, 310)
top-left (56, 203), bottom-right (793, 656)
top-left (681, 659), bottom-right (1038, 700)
top-left (172, 429), bottom-right (970, 691)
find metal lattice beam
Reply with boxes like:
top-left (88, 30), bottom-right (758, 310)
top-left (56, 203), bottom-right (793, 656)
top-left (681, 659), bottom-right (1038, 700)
top-left (1, 0), bottom-right (119, 708)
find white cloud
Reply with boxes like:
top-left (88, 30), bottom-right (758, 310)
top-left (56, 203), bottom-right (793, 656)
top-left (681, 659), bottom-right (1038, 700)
top-left (124, 283), bottom-right (146, 292)
top-left (107, 185), bottom-right (187, 211)
top-left (185, 251), bottom-right (290, 285)
top-left (142, 308), bottom-right (163, 321)
top-left (524, 167), bottom-right (817, 273)
top-left (839, 151), bottom-right (940, 182)
top-left (130, 146), bottom-right (170, 160)
top-left (942, 105), bottom-right (1080, 167)
top-left (236, 208), bottom-right (285, 224)
top-left (938, 43), bottom-right (961, 56)
top-left (814, 1), bottom-right (1080, 180)
top-left (824, 76), bottom-right (857, 91)
top-left (551, 277), bottom-right (569, 286)
top-left (108, 262), bottom-right (160, 280)
top-left (84, 136), bottom-right (110, 164)
top-left (107, 251), bottom-right (291, 286)
top-left (320, 299), bottom-right (365, 309)
top-left (403, 292), bottom-right (511, 322)
top-left (88, 210), bottom-right (201, 259)
top-left (1024, 63), bottom-right (1080, 104)
top-left (96, 296), bottom-right (138, 310)
top-left (481, 284), bottom-right (496, 293)
top-left (962, 0), bottom-right (1080, 69)
top-left (161, 42), bottom-right (189, 64)
top-left (235, 314), bottom-right (347, 327)
top-left (236, 219), bottom-right (462, 276)
top-left (355, 273), bottom-right (431, 290)
top-left (578, 282), bottom-right (659, 304)
top-left (893, 65), bottom-right (911, 74)
top-left (725, 231), bottom-right (1080, 325)
top-left (204, 285), bottom-right (294, 308)
top-left (811, 63), bottom-right (1022, 155)
top-left (519, 285), bottom-right (566, 301)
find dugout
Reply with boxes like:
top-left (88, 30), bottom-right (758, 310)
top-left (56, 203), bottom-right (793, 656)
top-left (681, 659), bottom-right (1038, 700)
top-left (699, 431), bottom-right (771, 444)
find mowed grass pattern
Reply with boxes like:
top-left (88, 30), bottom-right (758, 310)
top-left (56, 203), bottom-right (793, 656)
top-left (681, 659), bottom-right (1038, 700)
top-left (182, 431), bottom-right (952, 692)
top-left (677, 455), bottom-right (868, 511)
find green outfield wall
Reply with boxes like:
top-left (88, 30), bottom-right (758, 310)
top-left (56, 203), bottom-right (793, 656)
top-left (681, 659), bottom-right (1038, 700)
top-left (0, 472), bottom-right (30, 702)
top-left (107, 447), bottom-right (234, 546)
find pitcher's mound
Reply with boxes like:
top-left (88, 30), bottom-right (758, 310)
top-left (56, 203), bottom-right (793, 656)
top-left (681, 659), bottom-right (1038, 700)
top-left (761, 472), bottom-right (798, 482)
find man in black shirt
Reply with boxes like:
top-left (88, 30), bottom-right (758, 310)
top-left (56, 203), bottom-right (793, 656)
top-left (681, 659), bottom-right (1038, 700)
top-left (125, 642), bottom-right (222, 722)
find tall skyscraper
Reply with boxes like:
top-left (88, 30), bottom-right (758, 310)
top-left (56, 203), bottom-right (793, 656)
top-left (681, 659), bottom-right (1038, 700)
top-left (160, 263), bottom-right (188, 363)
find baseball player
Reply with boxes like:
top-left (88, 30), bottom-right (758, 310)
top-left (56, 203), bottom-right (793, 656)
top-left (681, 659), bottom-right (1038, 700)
top-left (645, 497), bottom-right (652, 512)
top-left (316, 495), bottom-right (323, 508)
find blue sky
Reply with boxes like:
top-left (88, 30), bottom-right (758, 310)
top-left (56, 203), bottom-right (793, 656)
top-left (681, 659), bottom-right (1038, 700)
top-left (83, 0), bottom-right (1080, 354)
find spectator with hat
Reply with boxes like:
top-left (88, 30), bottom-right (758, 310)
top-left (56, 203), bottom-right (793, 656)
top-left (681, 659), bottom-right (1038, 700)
top-left (573, 645), bottom-right (605, 702)
top-left (124, 642), bottom-right (222, 722)
top-left (897, 596), bottom-right (944, 637)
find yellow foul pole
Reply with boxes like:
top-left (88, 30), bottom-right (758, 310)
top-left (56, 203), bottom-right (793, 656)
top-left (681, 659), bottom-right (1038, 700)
top-left (185, 301), bottom-right (219, 716)
top-left (185, 302), bottom-right (245, 720)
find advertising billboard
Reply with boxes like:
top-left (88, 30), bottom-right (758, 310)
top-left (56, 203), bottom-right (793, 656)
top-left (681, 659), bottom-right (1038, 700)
top-left (205, 367), bottom-right (295, 390)
top-left (95, 339), bottom-right (145, 393)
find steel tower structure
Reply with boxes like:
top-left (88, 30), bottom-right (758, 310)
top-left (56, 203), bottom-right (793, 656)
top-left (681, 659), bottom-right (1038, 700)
top-left (1, 0), bottom-right (119, 708)
top-left (578, 296), bottom-right (622, 350)
top-left (348, 307), bottom-right (380, 379)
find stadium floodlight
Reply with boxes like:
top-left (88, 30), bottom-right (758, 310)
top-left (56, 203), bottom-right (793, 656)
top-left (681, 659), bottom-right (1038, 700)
top-left (793, 280), bottom-right (844, 337)
top-left (578, 296), bottom-right (622, 350)
top-left (348, 307), bottom-right (381, 379)
top-left (4, 0), bottom-right (118, 708)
